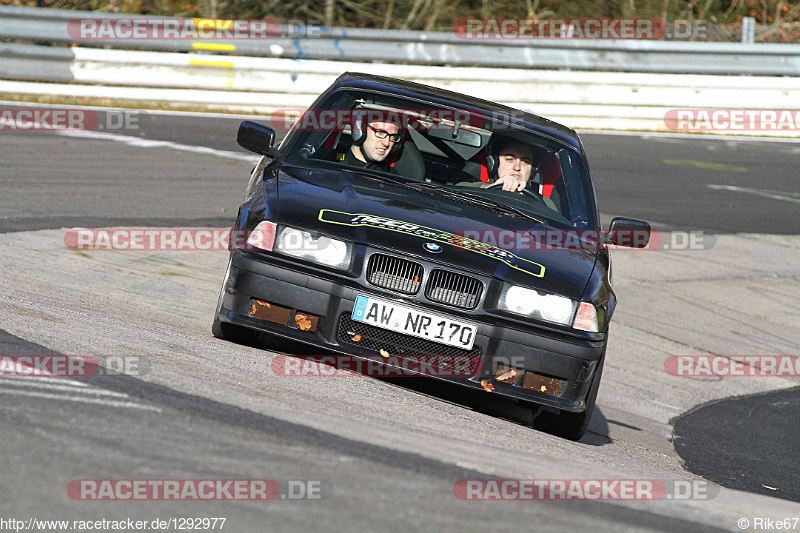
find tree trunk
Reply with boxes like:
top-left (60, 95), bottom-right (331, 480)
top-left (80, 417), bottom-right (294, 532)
top-left (402, 0), bottom-right (425, 29)
top-left (382, 0), bottom-right (395, 29)
top-left (325, 0), bottom-right (335, 27)
top-left (424, 0), bottom-right (443, 31)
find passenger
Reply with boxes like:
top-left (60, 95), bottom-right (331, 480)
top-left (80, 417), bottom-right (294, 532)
top-left (336, 114), bottom-right (403, 171)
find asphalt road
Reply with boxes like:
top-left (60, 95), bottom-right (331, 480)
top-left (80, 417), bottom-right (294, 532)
top-left (1, 103), bottom-right (799, 532)
top-left (673, 386), bottom-right (800, 504)
top-left (1, 105), bottom-right (799, 233)
top-left (584, 132), bottom-right (800, 234)
top-left (0, 329), bottom-right (724, 532)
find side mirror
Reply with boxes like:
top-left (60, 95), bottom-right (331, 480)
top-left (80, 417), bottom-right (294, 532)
top-left (237, 121), bottom-right (279, 157)
top-left (606, 217), bottom-right (651, 248)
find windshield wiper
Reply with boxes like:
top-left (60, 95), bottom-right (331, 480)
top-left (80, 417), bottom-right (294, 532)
top-left (342, 170), bottom-right (546, 224)
top-left (402, 182), bottom-right (546, 224)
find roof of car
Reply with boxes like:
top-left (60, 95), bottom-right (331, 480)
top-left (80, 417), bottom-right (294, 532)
top-left (331, 72), bottom-right (582, 152)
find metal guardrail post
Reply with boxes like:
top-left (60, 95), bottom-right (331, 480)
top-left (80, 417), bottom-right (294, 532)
top-left (742, 17), bottom-right (755, 44)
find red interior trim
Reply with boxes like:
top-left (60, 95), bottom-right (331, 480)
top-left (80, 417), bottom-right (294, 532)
top-left (539, 153), bottom-right (562, 198)
top-left (478, 150), bottom-right (489, 182)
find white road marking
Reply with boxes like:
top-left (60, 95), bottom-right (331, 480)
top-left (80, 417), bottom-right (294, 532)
top-left (54, 130), bottom-right (256, 162)
top-left (0, 99), bottom-right (267, 120)
top-left (0, 379), bottom-right (129, 397)
top-left (2, 375), bottom-right (89, 387)
top-left (1, 102), bottom-right (261, 161)
top-left (0, 115), bottom-right (254, 162)
top-left (650, 400), bottom-right (682, 410)
top-left (707, 184), bottom-right (800, 204)
top-left (577, 129), bottom-right (800, 143)
top-left (0, 389), bottom-right (161, 411)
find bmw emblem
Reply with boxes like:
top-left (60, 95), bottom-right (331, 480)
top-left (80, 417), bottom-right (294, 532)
top-left (423, 242), bottom-right (442, 253)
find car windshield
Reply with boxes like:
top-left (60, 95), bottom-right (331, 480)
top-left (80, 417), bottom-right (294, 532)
top-left (283, 89), bottom-right (596, 230)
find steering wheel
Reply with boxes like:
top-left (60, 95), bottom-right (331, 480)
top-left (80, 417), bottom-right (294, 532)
top-left (516, 186), bottom-right (549, 208)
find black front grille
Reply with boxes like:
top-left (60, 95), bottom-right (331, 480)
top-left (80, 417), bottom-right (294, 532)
top-left (366, 253), bottom-right (423, 294)
top-left (425, 269), bottom-right (483, 309)
top-left (337, 314), bottom-right (482, 367)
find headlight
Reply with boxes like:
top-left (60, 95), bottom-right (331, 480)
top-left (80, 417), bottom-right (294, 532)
top-left (275, 226), bottom-right (352, 270)
top-left (498, 285), bottom-right (576, 326)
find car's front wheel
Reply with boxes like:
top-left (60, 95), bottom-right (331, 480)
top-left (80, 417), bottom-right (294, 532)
top-left (534, 355), bottom-right (603, 441)
top-left (530, 333), bottom-right (607, 441)
top-left (211, 256), bottom-right (262, 347)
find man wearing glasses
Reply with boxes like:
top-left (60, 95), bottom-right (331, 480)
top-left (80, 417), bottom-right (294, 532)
top-left (337, 118), bottom-right (403, 170)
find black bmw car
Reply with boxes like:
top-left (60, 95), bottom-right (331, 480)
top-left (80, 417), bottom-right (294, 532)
top-left (213, 72), bottom-right (649, 440)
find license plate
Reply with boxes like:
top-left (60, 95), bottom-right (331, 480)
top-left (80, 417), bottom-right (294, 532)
top-left (352, 295), bottom-right (477, 350)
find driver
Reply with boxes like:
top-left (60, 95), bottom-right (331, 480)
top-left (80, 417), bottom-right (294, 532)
top-left (481, 139), bottom-right (535, 193)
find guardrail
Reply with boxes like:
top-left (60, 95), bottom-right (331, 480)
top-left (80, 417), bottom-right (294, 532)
top-left (0, 43), bottom-right (75, 82)
top-left (2, 5), bottom-right (800, 75)
top-left (1, 42), bottom-right (799, 135)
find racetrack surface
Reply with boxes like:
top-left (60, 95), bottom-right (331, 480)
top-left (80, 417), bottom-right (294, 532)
top-left (2, 104), bottom-right (799, 234)
top-left (1, 104), bottom-right (799, 531)
top-left (673, 386), bottom-right (800, 504)
top-left (0, 330), bottom-right (726, 532)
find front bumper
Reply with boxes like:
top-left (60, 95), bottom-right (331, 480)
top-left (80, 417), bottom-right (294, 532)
top-left (217, 251), bottom-right (606, 412)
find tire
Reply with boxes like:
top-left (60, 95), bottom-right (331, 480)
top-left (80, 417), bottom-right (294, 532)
top-left (532, 336), bottom-right (607, 441)
top-left (211, 256), bottom-right (261, 347)
top-left (212, 316), bottom-right (262, 346)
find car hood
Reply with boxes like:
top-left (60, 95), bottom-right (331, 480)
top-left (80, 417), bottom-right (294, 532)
top-left (274, 165), bottom-right (598, 300)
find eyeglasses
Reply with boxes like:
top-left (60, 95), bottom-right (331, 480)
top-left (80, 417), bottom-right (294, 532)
top-left (367, 125), bottom-right (402, 143)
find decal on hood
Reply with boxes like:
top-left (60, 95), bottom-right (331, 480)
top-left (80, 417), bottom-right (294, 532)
top-left (318, 209), bottom-right (545, 278)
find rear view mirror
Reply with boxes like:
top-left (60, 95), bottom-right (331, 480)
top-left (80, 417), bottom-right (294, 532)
top-left (428, 127), bottom-right (482, 147)
top-left (606, 217), bottom-right (651, 248)
top-left (237, 121), bottom-right (279, 157)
